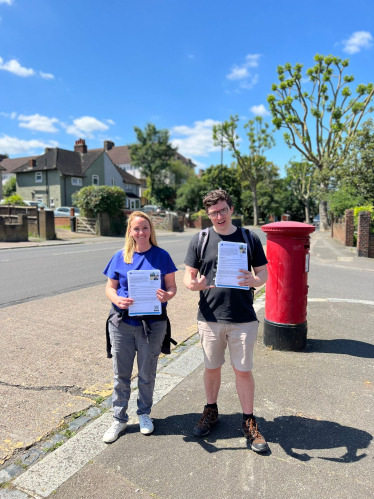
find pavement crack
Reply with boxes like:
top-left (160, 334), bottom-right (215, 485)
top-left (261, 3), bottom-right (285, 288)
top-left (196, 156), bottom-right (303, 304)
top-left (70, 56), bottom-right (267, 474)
top-left (0, 381), bottom-right (92, 398)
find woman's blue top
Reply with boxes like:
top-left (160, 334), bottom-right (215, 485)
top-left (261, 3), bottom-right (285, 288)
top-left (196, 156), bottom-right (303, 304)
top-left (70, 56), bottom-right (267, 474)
top-left (103, 245), bottom-right (178, 325)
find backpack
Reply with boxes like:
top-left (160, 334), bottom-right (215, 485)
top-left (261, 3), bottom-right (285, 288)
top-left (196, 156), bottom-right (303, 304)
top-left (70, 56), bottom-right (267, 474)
top-left (197, 226), bottom-right (256, 298)
top-left (197, 226), bottom-right (255, 263)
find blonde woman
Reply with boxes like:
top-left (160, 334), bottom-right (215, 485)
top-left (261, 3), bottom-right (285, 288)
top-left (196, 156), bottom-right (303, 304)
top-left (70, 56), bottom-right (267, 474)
top-left (103, 211), bottom-right (177, 443)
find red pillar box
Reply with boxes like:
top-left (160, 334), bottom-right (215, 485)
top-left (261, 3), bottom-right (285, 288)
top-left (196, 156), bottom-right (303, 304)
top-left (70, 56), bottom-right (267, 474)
top-left (261, 222), bottom-right (316, 351)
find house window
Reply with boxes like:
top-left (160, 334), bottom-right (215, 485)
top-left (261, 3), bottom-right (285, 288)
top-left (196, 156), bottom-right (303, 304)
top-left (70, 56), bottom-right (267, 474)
top-left (135, 200), bottom-right (140, 209)
top-left (71, 177), bottom-right (82, 186)
top-left (35, 172), bottom-right (42, 183)
top-left (50, 198), bottom-right (55, 207)
top-left (92, 175), bottom-right (99, 185)
top-left (124, 184), bottom-right (132, 191)
top-left (111, 178), bottom-right (116, 186)
top-left (36, 196), bottom-right (43, 203)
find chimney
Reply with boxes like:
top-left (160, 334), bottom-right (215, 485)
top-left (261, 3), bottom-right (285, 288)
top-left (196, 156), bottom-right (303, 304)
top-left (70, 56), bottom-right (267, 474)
top-left (29, 158), bottom-right (37, 168)
top-left (45, 147), bottom-right (52, 154)
top-left (74, 138), bottom-right (87, 154)
top-left (104, 140), bottom-right (115, 151)
top-left (0, 154), bottom-right (7, 162)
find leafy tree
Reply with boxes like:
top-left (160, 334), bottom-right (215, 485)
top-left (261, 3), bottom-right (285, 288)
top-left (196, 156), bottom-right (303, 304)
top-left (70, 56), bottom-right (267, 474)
top-left (334, 119), bottom-right (374, 201)
top-left (213, 116), bottom-right (275, 226)
top-left (151, 159), bottom-right (194, 209)
top-left (4, 194), bottom-right (25, 205)
top-left (285, 160), bottom-right (317, 223)
top-left (175, 176), bottom-right (208, 212)
top-left (267, 54), bottom-right (374, 231)
top-left (3, 176), bottom-right (16, 197)
top-left (129, 124), bottom-right (176, 202)
top-left (201, 163), bottom-right (242, 212)
top-left (328, 184), bottom-right (366, 218)
top-left (241, 163), bottom-right (284, 222)
top-left (73, 185), bottom-right (126, 217)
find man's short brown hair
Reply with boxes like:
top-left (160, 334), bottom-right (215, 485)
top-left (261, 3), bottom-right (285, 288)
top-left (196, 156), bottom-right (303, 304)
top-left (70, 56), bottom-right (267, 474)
top-left (203, 189), bottom-right (233, 212)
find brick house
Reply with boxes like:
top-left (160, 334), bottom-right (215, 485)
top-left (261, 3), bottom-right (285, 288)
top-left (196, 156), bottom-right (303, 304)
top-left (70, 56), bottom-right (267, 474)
top-left (12, 139), bottom-right (141, 209)
top-left (99, 141), bottom-right (195, 205)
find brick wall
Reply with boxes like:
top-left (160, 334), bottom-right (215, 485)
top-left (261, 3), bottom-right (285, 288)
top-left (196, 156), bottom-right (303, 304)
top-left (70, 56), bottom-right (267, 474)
top-left (0, 215), bottom-right (28, 242)
top-left (345, 209), bottom-right (354, 246)
top-left (369, 234), bottom-right (374, 259)
top-left (357, 211), bottom-right (371, 257)
top-left (331, 218), bottom-right (346, 244)
top-left (39, 210), bottom-right (55, 240)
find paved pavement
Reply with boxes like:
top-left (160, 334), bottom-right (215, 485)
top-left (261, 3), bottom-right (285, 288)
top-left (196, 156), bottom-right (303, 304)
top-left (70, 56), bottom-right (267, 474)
top-left (1, 228), bottom-right (374, 498)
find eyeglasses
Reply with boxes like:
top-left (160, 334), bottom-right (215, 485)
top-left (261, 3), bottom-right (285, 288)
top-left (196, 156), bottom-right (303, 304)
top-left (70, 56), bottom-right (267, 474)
top-left (208, 207), bottom-right (229, 218)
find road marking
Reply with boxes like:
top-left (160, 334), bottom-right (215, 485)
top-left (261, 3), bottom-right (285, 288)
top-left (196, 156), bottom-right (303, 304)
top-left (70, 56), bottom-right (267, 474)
top-left (0, 259), bottom-right (10, 262)
top-left (52, 239), bottom-right (180, 256)
top-left (53, 247), bottom-right (120, 255)
top-left (313, 262), bottom-right (374, 272)
top-left (308, 298), bottom-right (374, 306)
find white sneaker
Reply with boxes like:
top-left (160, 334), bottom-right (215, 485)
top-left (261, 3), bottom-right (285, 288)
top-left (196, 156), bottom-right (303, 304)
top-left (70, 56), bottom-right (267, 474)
top-left (138, 414), bottom-right (154, 435)
top-left (103, 421), bottom-right (127, 443)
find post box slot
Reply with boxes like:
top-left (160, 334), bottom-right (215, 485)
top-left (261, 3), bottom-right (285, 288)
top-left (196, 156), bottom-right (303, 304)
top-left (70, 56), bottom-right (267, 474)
top-left (304, 245), bottom-right (310, 250)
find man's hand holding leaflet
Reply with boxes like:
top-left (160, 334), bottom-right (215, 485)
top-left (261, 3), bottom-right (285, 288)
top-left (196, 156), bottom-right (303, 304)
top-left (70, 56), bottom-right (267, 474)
top-left (127, 270), bottom-right (162, 316)
top-left (215, 241), bottom-right (249, 290)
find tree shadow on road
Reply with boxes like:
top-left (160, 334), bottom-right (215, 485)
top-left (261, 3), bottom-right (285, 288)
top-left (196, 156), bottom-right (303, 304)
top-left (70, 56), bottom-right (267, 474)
top-left (306, 339), bottom-right (374, 358)
top-left (153, 412), bottom-right (372, 463)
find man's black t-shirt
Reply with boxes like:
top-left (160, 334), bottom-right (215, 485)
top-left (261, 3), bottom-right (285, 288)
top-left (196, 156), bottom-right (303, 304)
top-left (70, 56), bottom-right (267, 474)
top-left (184, 227), bottom-right (268, 324)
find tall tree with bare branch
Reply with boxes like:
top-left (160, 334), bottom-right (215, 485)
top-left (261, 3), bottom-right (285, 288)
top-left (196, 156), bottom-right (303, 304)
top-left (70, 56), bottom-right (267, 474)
top-left (267, 54), bottom-right (374, 230)
top-left (213, 116), bottom-right (275, 226)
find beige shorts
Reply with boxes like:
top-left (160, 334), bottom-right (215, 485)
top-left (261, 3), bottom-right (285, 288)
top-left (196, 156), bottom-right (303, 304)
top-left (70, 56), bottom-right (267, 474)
top-left (197, 320), bottom-right (259, 372)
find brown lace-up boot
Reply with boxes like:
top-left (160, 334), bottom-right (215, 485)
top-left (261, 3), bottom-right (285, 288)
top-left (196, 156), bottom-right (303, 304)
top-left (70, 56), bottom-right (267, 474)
top-left (193, 405), bottom-right (219, 437)
top-left (242, 416), bottom-right (269, 452)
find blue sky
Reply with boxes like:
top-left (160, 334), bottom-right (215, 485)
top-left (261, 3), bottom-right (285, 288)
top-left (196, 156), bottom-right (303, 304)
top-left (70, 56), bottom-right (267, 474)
top-left (1, 0), bottom-right (374, 175)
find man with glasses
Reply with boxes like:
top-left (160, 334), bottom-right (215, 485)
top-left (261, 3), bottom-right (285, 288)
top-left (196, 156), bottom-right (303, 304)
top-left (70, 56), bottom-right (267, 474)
top-left (183, 189), bottom-right (269, 452)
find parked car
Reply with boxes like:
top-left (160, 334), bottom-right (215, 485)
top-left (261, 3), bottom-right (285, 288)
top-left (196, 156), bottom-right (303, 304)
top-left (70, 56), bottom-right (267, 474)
top-left (141, 205), bottom-right (163, 213)
top-left (312, 214), bottom-right (320, 229)
top-left (54, 206), bottom-right (80, 217)
top-left (24, 200), bottom-right (49, 210)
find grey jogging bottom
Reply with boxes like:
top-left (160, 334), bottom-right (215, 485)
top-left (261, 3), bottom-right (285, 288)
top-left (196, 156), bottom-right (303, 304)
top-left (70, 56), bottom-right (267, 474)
top-left (108, 320), bottom-right (167, 423)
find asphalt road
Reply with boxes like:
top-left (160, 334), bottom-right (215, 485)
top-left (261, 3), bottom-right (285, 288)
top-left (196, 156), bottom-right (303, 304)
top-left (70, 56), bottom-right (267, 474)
top-left (1, 227), bottom-right (372, 309)
top-left (0, 234), bottom-right (191, 308)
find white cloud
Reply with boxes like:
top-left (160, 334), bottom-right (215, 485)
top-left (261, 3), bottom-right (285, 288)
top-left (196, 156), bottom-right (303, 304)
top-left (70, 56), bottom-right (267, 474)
top-left (0, 57), bottom-right (35, 77)
top-left (171, 119), bottom-right (221, 157)
top-left (64, 116), bottom-right (109, 138)
top-left (18, 114), bottom-right (59, 133)
top-left (0, 135), bottom-right (58, 155)
top-left (250, 104), bottom-right (270, 116)
top-left (106, 119), bottom-right (115, 125)
top-left (227, 66), bottom-right (249, 80)
top-left (240, 74), bottom-right (259, 90)
top-left (245, 54), bottom-right (261, 67)
top-left (226, 54), bottom-right (261, 90)
top-left (39, 71), bottom-right (54, 80)
top-left (1, 111), bottom-right (17, 119)
top-left (0, 0), bottom-right (13, 4)
top-left (343, 31), bottom-right (373, 54)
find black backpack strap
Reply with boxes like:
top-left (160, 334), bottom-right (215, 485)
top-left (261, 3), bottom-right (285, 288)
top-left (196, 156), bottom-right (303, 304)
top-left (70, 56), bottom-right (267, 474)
top-left (197, 227), bottom-right (210, 263)
top-left (241, 227), bottom-right (254, 262)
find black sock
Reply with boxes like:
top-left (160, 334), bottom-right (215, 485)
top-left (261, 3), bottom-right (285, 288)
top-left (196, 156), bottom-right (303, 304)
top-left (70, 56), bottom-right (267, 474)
top-left (207, 403), bottom-right (217, 409)
top-left (243, 413), bottom-right (253, 420)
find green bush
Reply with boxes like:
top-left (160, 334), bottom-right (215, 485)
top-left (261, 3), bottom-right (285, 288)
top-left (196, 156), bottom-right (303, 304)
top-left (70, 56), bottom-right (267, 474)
top-left (3, 194), bottom-right (26, 206)
top-left (72, 186), bottom-right (127, 218)
top-left (191, 209), bottom-right (209, 221)
top-left (353, 205), bottom-right (374, 231)
top-left (3, 176), bottom-right (16, 197)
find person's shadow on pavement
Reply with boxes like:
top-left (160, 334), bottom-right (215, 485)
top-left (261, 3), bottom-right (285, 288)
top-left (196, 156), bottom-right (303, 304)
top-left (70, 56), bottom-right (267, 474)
top-left (306, 339), bottom-right (374, 358)
top-left (153, 413), bottom-right (372, 462)
top-left (256, 416), bottom-right (372, 463)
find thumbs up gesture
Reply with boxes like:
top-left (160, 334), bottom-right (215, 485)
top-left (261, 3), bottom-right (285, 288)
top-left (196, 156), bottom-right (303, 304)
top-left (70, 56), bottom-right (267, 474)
top-left (188, 270), bottom-right (215, 291)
